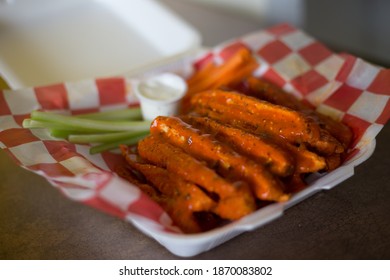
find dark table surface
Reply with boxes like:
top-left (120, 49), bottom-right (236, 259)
top-left (1, 0), bottom-right (390, 260)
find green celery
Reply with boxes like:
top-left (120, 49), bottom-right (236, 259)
top-left (31, 111), bottom-right (150, 132)
top-left (23, 119), bottom-right (103, 133)
top-left (76, 107), bottom-right (142, 121)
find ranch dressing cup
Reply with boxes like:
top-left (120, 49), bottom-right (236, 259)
top-left (134, 73), bottom-right (187, 121)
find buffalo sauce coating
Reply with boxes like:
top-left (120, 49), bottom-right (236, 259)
top-left (190, 90), bottom-right (321, 144)
top-left (181, 115), bottom-right (295, 177)
top-left (190, 90), bottom-right (344, 156)
top-left (120, 144), bottom-right (215, 233)
top-left (138, 135), bottom-right (237, 198)
top-left (150, 116), bottom-right (289, 202)
top-left (235, 77), bottom-right (353, 150)
top-left (182, 47), bottom-right (259, 113)
top-left (138, 135), bottom-right (256, 220)
top-left (183, 115), bottom-right (328, 175)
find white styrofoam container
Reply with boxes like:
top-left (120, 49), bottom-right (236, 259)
top-left (123, 140), bottom-right (375, 257)
top-left (0, 0), bottom-right (201, 89)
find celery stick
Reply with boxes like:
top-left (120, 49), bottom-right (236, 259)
top-left (76, 107), bottom-right (142, 121)
top-left (23, 119), bottom-right (75, 131)
top-left (22, 119), bottom-right (65, 130)
top-left (23, 119), bottom-right (105, 134)
top-left (49, 129), bottom-right (72, 139)
top-left (68, 130), bottom-right (149, 144)
top-left (31, 111), bottom-right (150, 132)
top-left (89, 132), bottom-right (148, 154)
top-left (49, 129), bottom-right (92, 139)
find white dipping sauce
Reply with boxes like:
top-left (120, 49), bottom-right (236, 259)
top-left (134, 73), bottom-right (187, 121)
top-left (139, 79), bottom-right (183, 101)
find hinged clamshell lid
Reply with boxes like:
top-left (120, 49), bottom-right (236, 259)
top-left (0, 0), bottom-right (201, 89)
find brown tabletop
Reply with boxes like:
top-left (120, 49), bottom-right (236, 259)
top-left (1, 0), bottom-right (390, 260)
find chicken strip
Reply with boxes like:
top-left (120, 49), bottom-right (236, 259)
top-left (150, 116), bottom-right (289, 202)
top-left (285, 143), bottom-right (327, 174)
top-left (138, 135), bottom-right (256, 220)
top-left (190, 90), bottom-right (343, 155)
top-left (190, 90), bottom-right (320, 144)
top-left (182, 47), bottom-right (258, 113)
top-left (120, 145), bottom-right (215, 233)
top-left (182, 115), bottom-right (295, 177)
top-left (235, 77), bottom-right (353, 149)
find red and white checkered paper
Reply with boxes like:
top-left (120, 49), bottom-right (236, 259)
top-left (1, 24), bottom-right (389, 235)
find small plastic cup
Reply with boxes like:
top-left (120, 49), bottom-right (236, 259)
top-left (133, 72), bottom-right (187, 121)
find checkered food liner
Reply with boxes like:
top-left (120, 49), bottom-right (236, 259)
top-left (1, 24), bottom-right (389, 235)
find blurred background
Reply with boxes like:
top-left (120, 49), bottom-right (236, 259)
top-left (160, 0), bottom-right (390, 66)
top-left (0, 0), bottom-right (388, 89)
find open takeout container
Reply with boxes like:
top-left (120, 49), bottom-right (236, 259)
top-left (0, 0), bottom-right (201, 89)
top-left (1, 2), bottom-right (390, 257)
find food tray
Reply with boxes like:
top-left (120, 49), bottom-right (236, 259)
top-left (1, 24), bottom-right (389, 257)
top-left (0, 0), bottom-right (201, 89)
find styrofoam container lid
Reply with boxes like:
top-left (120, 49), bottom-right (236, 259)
top-left (0, 0), bottom-right (201, 89)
